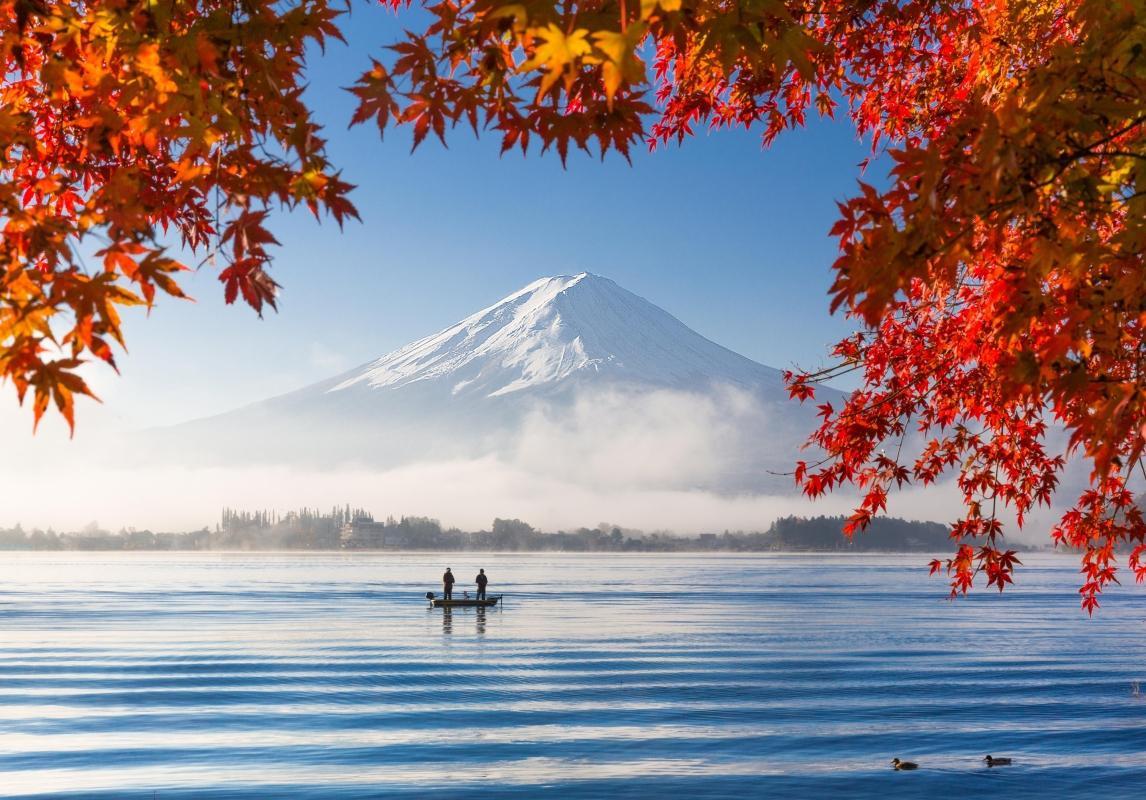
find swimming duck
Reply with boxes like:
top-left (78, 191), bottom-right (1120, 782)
top-left (891, 758), bottom-right (919, 771)
top-left (984, 755), bottom-right (1012, 767)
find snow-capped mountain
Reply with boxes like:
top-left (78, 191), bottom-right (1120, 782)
top-left (329, 273), bottom-right (783, 398)
top-left (150, 273), bottom-right (833, 491)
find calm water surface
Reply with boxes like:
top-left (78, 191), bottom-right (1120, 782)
top-left (0, 552), bottom-right (1143, 798)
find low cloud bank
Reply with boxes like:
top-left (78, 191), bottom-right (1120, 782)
top-left (513, 385), bottom-right (791, 491)
top-left (0, 383), bottom-right (985, 535)
top-left (0, 456), bottom-right (980, 536)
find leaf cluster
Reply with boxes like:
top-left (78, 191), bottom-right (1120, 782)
top-left (0, 0), bottom-right (358, 431)
top-left (788, 0), bottom-right (1146, 610)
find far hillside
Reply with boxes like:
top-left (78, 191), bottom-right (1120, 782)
top-left (761, 515), bottom-right (954, 552)
top-left (0, 512), bottom-right (999, 552)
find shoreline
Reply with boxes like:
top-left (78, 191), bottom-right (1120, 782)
top-left (0, 547), bottom-right (1067, 556)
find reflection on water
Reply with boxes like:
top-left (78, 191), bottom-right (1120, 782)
top-left (440, 606), bottom-right (489, 637)
top-left (0, 552), bottom-right (1144, 799)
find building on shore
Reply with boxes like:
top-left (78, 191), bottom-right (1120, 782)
top-left (340, 515), bottom-right (424, 549)
top-left (340, 515), bottom-right (388, 549)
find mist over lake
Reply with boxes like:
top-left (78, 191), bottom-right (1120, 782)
top-left (1, 552), bottom-right (1143, 798)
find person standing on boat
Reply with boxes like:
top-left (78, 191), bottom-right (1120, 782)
top-left (443, 568), bottom-right (456, 600)
top-left (475, 569), bottom-right (488, 601)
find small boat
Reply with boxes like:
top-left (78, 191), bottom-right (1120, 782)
top-left (425, 592), bottom-right (501, 608)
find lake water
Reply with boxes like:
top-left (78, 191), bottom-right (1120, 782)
top-left (0, 552), bottom-right (1143, 798)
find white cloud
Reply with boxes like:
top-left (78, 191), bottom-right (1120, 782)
top-left (0, 382), bottom-right (1042, 542)
top-left (512, 385), bottom-right (780, 490)
top-left (0, 458), bottom-right (855, 533)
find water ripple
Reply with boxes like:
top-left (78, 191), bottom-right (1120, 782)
top-left (1, 552), bottom-right (1144, 798)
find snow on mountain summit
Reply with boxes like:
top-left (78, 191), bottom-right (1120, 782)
top-left (329, 272), bottom-right (780, 399)
top-left (149, 272), bottom-right (829, 490)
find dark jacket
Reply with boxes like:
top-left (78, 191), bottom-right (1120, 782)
top-left (476, 573), bottom-right (488, 587)
top-left (443, 571), bottom-right (455, 586)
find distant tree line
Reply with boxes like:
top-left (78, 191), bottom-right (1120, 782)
top-left (0, 512), bottom-right (1048, 552)
top-left (0, 522), bottom-right (211, 551)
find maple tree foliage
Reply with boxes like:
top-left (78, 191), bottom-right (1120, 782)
top-left (781, 0), bottom-right (1146, 612)
top-left (0, 0), bottom-right (357, 431)
top-left (1, 0), bottom-right (1142, 606)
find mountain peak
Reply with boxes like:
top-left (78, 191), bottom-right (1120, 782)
top-left (155, 273), bottom-right (817, 486)
top-left (503, 271), bottom-right (607, 304)
top-left (328, 273), bottom-right (779, 399)
top-left (493, 271), bottom-right (593, 310)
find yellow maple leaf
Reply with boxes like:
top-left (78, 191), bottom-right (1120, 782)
top-left (521, 24), bottom-right (593, 99)
top-left (591, 24), bottom-right (647, 107)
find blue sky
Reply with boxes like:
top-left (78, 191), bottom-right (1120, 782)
top-left (20, 5), bottom-right (871, 435)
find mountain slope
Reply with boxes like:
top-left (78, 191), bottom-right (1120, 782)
top-left (148, 273), bottom-right (834, 491)
top-left (325, 272), bottom-right (783, 399)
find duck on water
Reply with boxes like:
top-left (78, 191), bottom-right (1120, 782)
top-left (890, 756), bottom-right (1015, 771)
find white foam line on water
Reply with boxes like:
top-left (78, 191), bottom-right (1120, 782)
top-left (0, 757), bottom-right (926, 796)
top-left (1, 695), bottom-right (1139, 724)
top-left (0, 649), bottom-right (923, 664)
top-left (0, 665), bottom-right (1112, 690)
top-left (0, 722), bottom-right (775, 753)
top-left (0, 654), bottom-right (1093, 669)
top-left (2, 716), bottom-right (1145, 757)
top-left (4, 751), bottom-right (1146, 796)
top-left (0, 674), bottom-right (1101, 697)
top-left (0, 672), bottom-right (1117, 699)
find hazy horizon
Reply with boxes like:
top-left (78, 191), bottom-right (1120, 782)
top-left (0, 274), bottom-right (941, 537)
top-left (0, 273), bottom-right (1060, 542)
